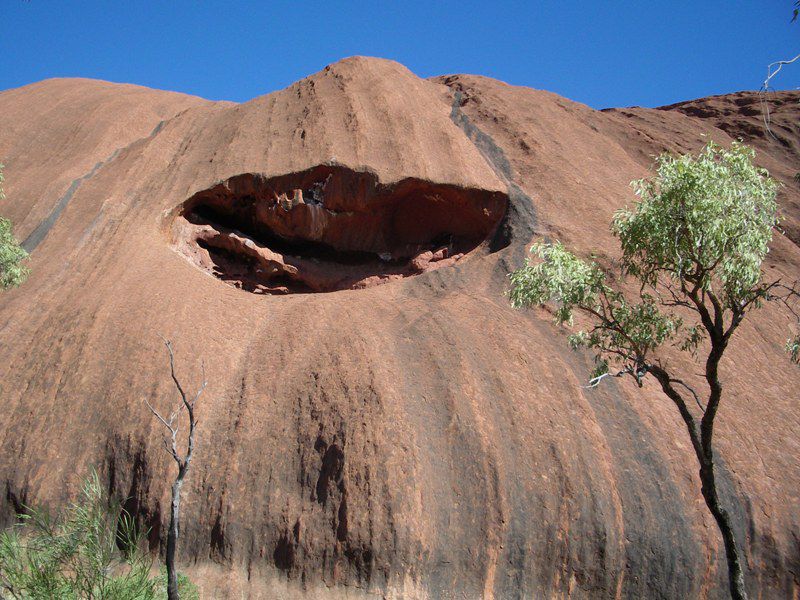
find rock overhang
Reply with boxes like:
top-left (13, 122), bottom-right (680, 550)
top-left (170, 164), bottom-right (510, 294)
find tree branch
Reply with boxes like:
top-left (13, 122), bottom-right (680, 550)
top-left (760, 54), bottom-right (800, 139)
top-left (145, 338), bottom-right (205, 600)
top-left (669, 378), bottom-right (705, 413)
top-left (648, 364), bottom-right (704, 458)
top-left (144, 338), bottom-right (204, 470)
top-left (159, 335), bottom-right (188, 407)
top-left (582, 367), bottom-right (632, 388)
top-left (145, 399), bottom-right (177, 434)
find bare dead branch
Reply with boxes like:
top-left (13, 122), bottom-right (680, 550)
top-left (582, 367), bottom-right (631, 388)
top-left (145, 399), bottom-right (177, 435)
top-left (158, 334), bottom-right (189, 407)
top-left (144, 337), bottom-right (205, 600)
top-left (763, 53), bottom-right (800, 92)
top-left (760, 54), bottom-right (800, 139)
top-left (190, 361), bottom-right (207, 409)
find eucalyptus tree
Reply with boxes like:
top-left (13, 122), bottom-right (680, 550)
top-left (509, 141), bottom-right (797, 600)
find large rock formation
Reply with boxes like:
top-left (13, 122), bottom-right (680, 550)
top-left (0, 58), bottom-right (798, 599)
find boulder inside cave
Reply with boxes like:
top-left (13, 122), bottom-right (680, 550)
top-left (171, 165), bottom-right (509, 294)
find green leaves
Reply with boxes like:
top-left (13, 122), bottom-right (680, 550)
top-left (508, 141), bottom-right (790, 380)
top-left (0, 216), bottom-right (29, 289)
top-left (0, 470), bottom-right (158, 599)
top-left (508, 242), bottom-right (679, 375)
top-left (787, 334), bottom-right (800, 364)
top-left (614, 141), bottom-right (778, 308)
top-left (0, 166), bottom-right (30, 290)
top-left (508, 242), bottom-right (605, 324)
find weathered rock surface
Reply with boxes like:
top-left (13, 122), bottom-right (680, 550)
top-left (0, 58), bottom-right (798, 598)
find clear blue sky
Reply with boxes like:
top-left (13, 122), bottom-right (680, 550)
top-left (1, 0), bottom-right (798, 109)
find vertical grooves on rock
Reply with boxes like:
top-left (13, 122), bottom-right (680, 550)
top-left (2, 65), bottom-right (798, 600)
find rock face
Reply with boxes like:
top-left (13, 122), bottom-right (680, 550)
top-left (0, 58), bottom-right (798, 599)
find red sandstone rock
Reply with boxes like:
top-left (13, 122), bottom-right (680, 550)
top-left (0, 58), bottom-right (798, 598)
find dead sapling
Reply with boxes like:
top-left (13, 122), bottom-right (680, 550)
top-left (145, 338), bottom-right (206, 600)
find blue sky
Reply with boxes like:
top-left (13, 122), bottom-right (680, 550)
top-left (1, 1), bottom-right (798, 109)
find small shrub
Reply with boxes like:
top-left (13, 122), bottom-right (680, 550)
top-left (153, 568), bottom-right (200, 600)
top-left (0, 165), bottom-right (30, 290)
top-left (0, 471), bottom-right (158, 599)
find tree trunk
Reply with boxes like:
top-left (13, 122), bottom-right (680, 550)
top-left (651, 365), bottom-right (748, 600)
top-left (700, 335), bottom-right (748, 600)
top-left (166, 476), bottom-right (183, 600)
top-left (699, 461), bottom-right (748, 600)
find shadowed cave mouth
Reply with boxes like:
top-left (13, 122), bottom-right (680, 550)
top-left (173, 165), bottom-right (509, 294)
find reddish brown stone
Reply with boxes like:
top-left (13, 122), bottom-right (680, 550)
top-left (0, 58), bottom-right (798, 598)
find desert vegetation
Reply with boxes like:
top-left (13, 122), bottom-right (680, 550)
top-left (509, 141), bottom-right (799, 600)
top-left (0, 471), bottom-right (198, 599)
top-left (0, 335), bottom-right (203, 599)
top-left (0, 166), bottom-right (28, 290)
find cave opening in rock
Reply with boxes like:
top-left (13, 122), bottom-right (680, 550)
top-left (171, 165), bottom-right (509, 294)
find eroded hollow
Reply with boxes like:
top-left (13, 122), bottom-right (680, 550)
top-left (171, 165), bottom-right (508, 294)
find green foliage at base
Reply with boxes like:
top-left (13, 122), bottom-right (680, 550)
top-left (0, 471), bottom-right (154, 599)
top-left (153, 568), bottom-right (199, 600)
top-left (0, 471), bottom-right (197, 600)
